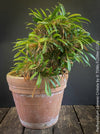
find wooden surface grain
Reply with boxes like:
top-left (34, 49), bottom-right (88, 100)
top-left (0, 108), bottom-right (9, 123)
top-left (0, 108), bottom-right (23, 134)
top-left (74, 105), bottom-right (97, 134)
top-left (54, 105), bottom-right (83, 134)
top-left (0, 105), bottom-right (99, 134)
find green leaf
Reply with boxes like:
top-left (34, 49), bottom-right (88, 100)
top-left (30, 72), bottom-right (38, 80)
top-left (74, 56), bottom-right (81, 63)
top-left (52, 42), bottom-right (64, 52)
top-left (53, 77), bottom-right (60, 86)
top-left (53, 33), bottom-right (61, 38)
top-left (29, 64), bottom-right (36, 69)
top-left (12, 46), bottom-right (24, 51)
top-left (84, 54), bottom-right (89, 61)
top-left (36, 73), bottom-right (42, 88)
top-left (32, 17), bottom-right (42, 23)
top-left (76, 17), bottom-right (91, 23)
top-left (42, 60), bottom-right (49, 68)
top-left (47, 82), bottom-right (51, 96)
top-left (38, 21), bottom-right (48, 24)
top-left (39, 38), bottom-right (48, 42)
top-left (67, 56), bottom-right (71, 71)
top-left (59, 3), bottom-right (66, 16)
top-left (40, 8), bottom-right (47, 17)
top-left (49, 30), bottom-right (57, 35)
top-left (57, 75), bottom-right (61, 81)
top-left (14, 56), bottom-right (25, 61)
top-left (86, 52), bottom-right (96, 60)
top-left (40, 54), bottom-right (43, 63)
top-left (76, 39), bottom-right (83, 50)
top-left (70, 18), bottom-right (81, 23)
top-left (35, 8), bottom-right (43, 18)
top-left (44, 25), bottom-right (50, 34)
top-left (68, 13), bottom-right (81, 18)
top-left (29, 8), bottom-right (43, 20)
top-left (14, 62), bottom-right (22, 66)
top-left (81, 38), bottom-right (92, 46)
top-left (27, 23), bottom-right (34, 26)
top-left (14, 52), bottom-right (21, 58)
top-left (43, 42), bottom-right (47, 54)
top-left (19, 49), bottom-right (27, 56)
top-left (73, 47), bottom-right (83, 54)
top-left (52, 24), bottom-right (57, 32)
top-left (50, 4), bottom-right (61, 20)
top-left (82, 57), bottom-right (90, 66)
top-left (53, 15), bottom-right (67, 20)
top-left (58, 39), bottom-right (68, 46)
top-left (29, 32), bottom-right (40, 38)
top-left (45, 80), bottom-right (50, 96)
top-left (49, 79), bottom-right (56, 88)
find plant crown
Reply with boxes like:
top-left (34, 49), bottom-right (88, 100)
top-left (12, 3), bottom-right (99, 96)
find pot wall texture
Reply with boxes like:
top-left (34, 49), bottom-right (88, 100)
top-left (0, 0), bottom-right (100, 107)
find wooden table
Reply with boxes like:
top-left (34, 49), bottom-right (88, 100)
top-left (0, 105), bottom-right (99, 134)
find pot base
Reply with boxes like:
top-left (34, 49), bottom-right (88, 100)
top-left (19, 115), bottom-right (59, 129)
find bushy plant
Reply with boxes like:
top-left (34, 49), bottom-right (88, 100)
top-left (12, 3), bottom-right (99, 96)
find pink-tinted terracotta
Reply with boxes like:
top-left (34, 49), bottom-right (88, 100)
top-left (6, 72), bottom-right (68, 129)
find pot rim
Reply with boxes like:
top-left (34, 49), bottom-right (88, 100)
top-left (7, 71), bottom-right (68, 80)
top-left (6, 71), bottom-right (68, 95)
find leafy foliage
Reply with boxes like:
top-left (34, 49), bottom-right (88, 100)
top-left (12, 3), bottom-right (100, 96)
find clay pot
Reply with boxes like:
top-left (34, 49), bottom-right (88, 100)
top-left (6, 72), bottom-right (68, 129)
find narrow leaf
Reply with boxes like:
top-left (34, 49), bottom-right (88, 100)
top-left (45, 81), bottom-right (50, 96)
top-left (58, 39), bottom-right (68, 46)
top-left (48, 82), bottom-right (51, 96)
top-left (40, 8), bottom-right (47, 17)
top-left (49, 79), bottom-right (56, 88)
top-left (36, 73), bottom-right (42, 88)
top-left (30, 72), bottom-right (38, 80)
top-left (53, 77), bottom-right (60, 86)
top-left (43, 42), bottom-right (47, 54)
top-left (68, 13), bottom-right (81, 18)
top-left (67, 56), bottom-right (71, 72)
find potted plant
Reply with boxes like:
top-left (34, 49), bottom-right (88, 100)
top-left (7, 3), bottom-right (99, 129)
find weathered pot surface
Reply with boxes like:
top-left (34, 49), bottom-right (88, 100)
top-left (7, 72), bottom-right (68, 129)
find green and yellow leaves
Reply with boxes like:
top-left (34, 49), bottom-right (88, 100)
top-left (29, 8), bottom-right (43, 22)
top-left (49, 4), bottom-right (61, 20)
top-left (11, 3), bottom-right (99, 97)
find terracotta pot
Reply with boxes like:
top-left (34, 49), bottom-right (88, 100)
top-left (6, 72), bottom-right (68, 129)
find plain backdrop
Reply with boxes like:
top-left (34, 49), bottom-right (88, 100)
top-left (0, 0), bottom-right (100, 107)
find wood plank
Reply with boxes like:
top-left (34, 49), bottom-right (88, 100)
top-left (54, 105), bottom-right (83, 134)
top-left (0, 108), bottom-right (9, 123)
top-left (74, 105), bottom-right (96, 134)
top-left (24, 129), bottom-right (42, 134)
top-left (24, 127), bottom-right (53, 134)
top-left (0, 107), bottom-right (23, 134)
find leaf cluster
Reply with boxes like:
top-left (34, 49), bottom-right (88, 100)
top-left (12, 3), bottom-right (100, 96)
